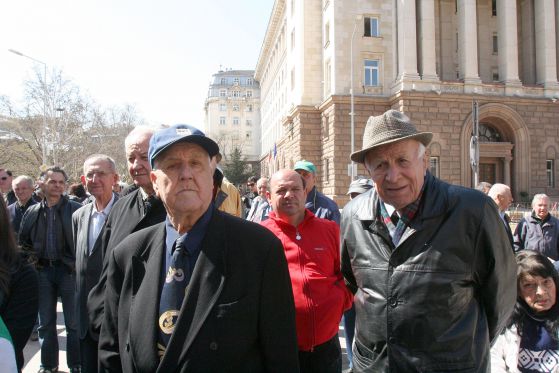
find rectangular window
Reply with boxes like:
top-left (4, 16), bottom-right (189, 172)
top-left (492, 68), bottom-right (499, 82)
top-left (364, 59), bottom-right (380, 86)
top-left (232, 90), bottom-right (240, 97)
top-left (246, 131), bottom-right (251, 139)
top-left (291, 68), bottom-right (296, 91)
top-left (492, 0), bottom-right (497, 16)
top-left (246, 119), bottom-right (252, 126)
top-left (219, 117), bottom-right (226, 125)
top-left (219, 103), bottom-right (226, 111)
top-left (324, 158), bottom-right (330, 181)
top-left (247, 78), bottom-right (253, 86)
top-left (220, 78), bottom-right (227, 85)
top-left (232, 104), bottom-right (239, 111)
top-left (247, 104), bottom-right (253, 112)
top-left (219, 89), bottom-right (227, 97)
top-left (324, 60), bottom-right (331, 95)
top-left (233, 117), bottom-right (239, 125)
top-left (547, 160), bottom-right (555, 187)
top-left (492, 34), bottom-right (498, 54)
top-left (246, 90), bottom-right (253, 98)
top-left (324, 22), bottom-right (330, 46)
top-left (364, 17), bottom-right (379, 37)
top-left (430, 157), bottom-right (440, 178)
top-left (233, 78), bottom-right (240, 85)
top-left (291, 29), bottom-right (295, 50)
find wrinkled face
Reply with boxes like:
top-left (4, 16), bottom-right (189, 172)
top-left (126, 132), bottom-right (152, 191)
top-left (13, 179), bottom-right (33, 204)
top-left (44, 171), bottom-right (66, 201)
top-left (269, 170), bottom-right (306, 221)
top-left (520, 274), bottom-right (557, 313)
top-left (257, 181), bottom-right (268, 198)
top-left (295, 169), bottom-right (315, 193)
top-left (151, 142), bottom-right (214, 220)
top-left (0, 170), bottom-right (12, 193)
top-left (498, 189), bottom-right (514, 211)
top-left (364, 139), bottom-right (428, 210)
top-left (82, 159), bottom-right (118, 200)
top-left (533, 198), bottom-right (550, 220)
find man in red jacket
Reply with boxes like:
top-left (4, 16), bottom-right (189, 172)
top-left (261, 169), bottom-right (353, 373)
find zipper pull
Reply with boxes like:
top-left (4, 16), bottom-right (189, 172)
top-left (295, 229), bottom-right (301, 241)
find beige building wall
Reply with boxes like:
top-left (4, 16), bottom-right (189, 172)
top-left (256, 0), bottom-right (559, 206)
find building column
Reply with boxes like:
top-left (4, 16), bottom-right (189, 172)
top-left (497, 0), bottom-right (522, 88)
top-left (458, 0), bottom-right (481, 88)
top-left (419, 0), bottom-right (439, 81)
top-left (503, 156), bottom-right (512, 186)
top-left (397, 0), bottom-right (420, 81)
top-left (418, 0), bottom-right (439, 81)
top-left (535, 0), bottom-right (559, 90)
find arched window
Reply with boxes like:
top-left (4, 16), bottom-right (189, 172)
top-left (478, 123), bottom-right (502, 142)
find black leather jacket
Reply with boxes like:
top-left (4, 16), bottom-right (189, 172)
top-left (341, 173), bottom-right (517, 372)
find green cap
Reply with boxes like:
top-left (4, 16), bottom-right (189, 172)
top-left (294, 160), bottom-right (316, 174)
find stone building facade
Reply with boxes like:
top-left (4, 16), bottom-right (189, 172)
top-left (204, 69), bottom-right (261, 168)
top-left (255, 0), bottom-right (559, 207)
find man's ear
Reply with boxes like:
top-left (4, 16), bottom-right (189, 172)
top-left (80, 175), bottom-right (86, 186)
top-left (150, 171), bottom-right (159, 196)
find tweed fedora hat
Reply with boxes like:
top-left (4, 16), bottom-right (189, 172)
top-left (350, 110), bottom-right (433, 163)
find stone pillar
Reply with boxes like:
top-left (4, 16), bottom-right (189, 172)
top-left (535, 0), bottom-right (559, 89)
top-left (458, 0), bottom-right (482, 87)
top-left (418, 0), bottom-right (439, 81)
top-left (497, 0), bottom-right (522, 88)
top-left (503, 156), bottom-right (512, 186)
top-left (397, 0), bottom-right (420, 81)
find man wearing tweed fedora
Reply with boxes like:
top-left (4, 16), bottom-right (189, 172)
top-left (340, 109), bottom-right (517, 372)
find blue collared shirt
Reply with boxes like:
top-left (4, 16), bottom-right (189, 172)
top-left (161, 203), bottom-right (214, 290)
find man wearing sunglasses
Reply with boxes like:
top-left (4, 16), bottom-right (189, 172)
top-left (0, 169), bottom-right (16, 205)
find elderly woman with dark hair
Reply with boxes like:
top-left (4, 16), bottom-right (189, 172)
top-left (491, 250), bottom-right (559, 372)
top-left (0, 196), bottom-right (39, 371)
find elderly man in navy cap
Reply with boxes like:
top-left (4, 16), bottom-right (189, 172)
top-left (99, 124), bottom-right (298, 372)
top-left (341, 110), bottom-right (516, 372)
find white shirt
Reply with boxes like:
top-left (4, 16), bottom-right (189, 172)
top-left (88, 194), bottom-right (116, 253)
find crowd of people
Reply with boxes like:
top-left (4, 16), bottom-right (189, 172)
top-left (0, 110), bottom-right (558, 372)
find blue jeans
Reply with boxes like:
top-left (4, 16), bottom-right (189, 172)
top-left (37, 265), bottom-right (80, 369)
top-left (343, 303), bottom-right (356, 369)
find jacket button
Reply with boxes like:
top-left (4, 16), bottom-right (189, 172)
top-left (388, 337), bottom-right (396, 344)
top-left (209, 341), bottom-right (218, 351)
top-left (388, 297), bottom-right (398, 308)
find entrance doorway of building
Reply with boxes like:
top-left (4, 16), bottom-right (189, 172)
top-left (479, 163), bottom-right (496, 184)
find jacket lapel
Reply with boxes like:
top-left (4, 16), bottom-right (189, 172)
top-left (157, 211), bottom-right (227, 372)
top-left (129, 225), bottom-right (166, 372)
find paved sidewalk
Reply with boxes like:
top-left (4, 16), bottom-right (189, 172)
top-left (23, 301), bottom-right (69, 373)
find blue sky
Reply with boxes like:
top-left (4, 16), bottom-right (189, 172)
top-left (1, 0), bottom-right (274, 129)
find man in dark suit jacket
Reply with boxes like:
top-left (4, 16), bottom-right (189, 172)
top-left (99, 124), bottom-right (299, 372)
top-left (488, 183), bottom-right (515, 250)
top-left (72, 154), bottom-right (119, 373)
top-left (8, 175), bottom-right (38, 240)
top-left (86, 126), bottom-right (167, 340)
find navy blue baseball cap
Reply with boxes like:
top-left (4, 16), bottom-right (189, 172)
top-left (148, 124), bottom-right (220, 168)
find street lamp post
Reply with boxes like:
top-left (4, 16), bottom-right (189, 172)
top-left (349, 15), bottom-right (361, 180)
top-left (8, 48), bottom-right (48, 166)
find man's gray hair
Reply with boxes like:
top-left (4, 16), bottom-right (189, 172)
top-left (12, 175), bottom-right (34, 189)
top-left (487, 183), bottom-right (510, 200)
top-left (532, 193), bottom-right (550, 208)
top-left (83, 154), bottom-right (117, 174)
